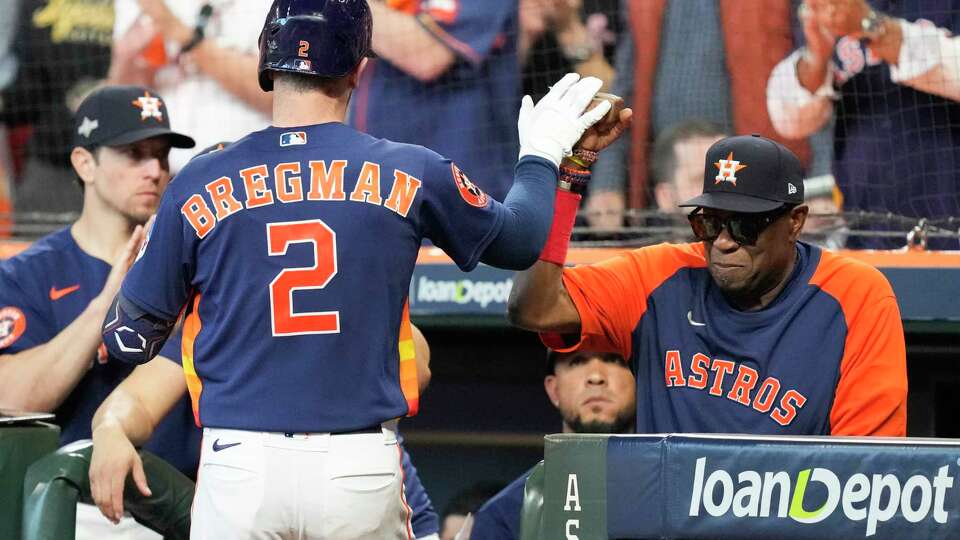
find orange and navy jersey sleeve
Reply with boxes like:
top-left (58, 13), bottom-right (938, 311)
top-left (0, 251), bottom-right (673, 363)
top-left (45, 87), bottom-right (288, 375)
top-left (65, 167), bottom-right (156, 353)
top-left (0, 268), bottom-right (51, 354)
top-left (546, 243), bottom-right (707, 360)
top-left (811, 251), bottom-right (908, 436)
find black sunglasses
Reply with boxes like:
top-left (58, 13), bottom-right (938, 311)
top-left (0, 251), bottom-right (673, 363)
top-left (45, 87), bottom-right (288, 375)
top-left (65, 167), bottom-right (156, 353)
top-left (687, 206), bottom-right (793, 246)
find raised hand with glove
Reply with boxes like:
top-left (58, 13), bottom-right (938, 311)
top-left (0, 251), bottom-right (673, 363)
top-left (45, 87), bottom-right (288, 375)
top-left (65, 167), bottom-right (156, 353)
top-left (473, 73), bottom-right (627, 271)
top-left (518, 73), bottom-right (614, 169)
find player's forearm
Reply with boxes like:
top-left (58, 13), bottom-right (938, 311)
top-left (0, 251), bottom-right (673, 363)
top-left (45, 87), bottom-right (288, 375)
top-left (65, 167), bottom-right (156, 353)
top-left (508, 260), bottom-right (581, 333)
top-left (189, 45), bottom-right (271, 114)
top-left (92, 386), bottom-right (158, 447)
top-left (368, 2), bottom-right (456, 82)
top-left (102, 292), bottom-right (177, 365)
top-left (479, 157), bottom-right (557, 270)
top-left (0, 299), bottom-right (111, 411)
top-left (92, 355), bottom-right (185, 446)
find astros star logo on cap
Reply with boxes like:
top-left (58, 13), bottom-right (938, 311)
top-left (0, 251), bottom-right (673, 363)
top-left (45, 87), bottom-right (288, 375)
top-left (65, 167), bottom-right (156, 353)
top-left (714, 152), bottom-right (747, 186)
top-left (132, 91), bottom-right (164, 122)
top-left (77, 116), bottom-right (99, 138)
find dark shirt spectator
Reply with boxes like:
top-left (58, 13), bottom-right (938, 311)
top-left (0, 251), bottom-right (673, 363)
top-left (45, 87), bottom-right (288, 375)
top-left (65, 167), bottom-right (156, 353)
top-left (767, 0), bottom-right (960, 247)
top-left (350, 0), bottom-right (520, 201)
top-left (2, 0), bottom-right (114, 214)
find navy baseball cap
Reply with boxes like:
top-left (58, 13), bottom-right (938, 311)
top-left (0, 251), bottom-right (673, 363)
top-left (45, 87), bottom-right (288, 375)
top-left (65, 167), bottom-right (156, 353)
top-left (73, 85), bottom-right (195, 149)
top-left (679, 134), bottom-right (803, 213)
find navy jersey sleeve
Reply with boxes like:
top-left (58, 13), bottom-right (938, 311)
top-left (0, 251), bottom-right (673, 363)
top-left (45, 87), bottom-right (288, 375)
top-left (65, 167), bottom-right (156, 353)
top-left (399, 441), bottom-right (440, 538)
top-left (121, 188), bottom-right (195, 319)
top-left (419, 154), bottom-right (504, 271)
top-left (0, 266), bottom-right (54, 354)
top-left (417, 0), bottom-right (515, 65)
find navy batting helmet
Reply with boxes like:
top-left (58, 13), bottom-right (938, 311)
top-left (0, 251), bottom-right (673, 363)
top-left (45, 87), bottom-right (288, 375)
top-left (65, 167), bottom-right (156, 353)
top-left (258, 0), bottom-right (374, 91)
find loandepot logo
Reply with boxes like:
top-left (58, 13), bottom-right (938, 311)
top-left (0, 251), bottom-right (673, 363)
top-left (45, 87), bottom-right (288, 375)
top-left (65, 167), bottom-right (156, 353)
top-left (689, 457), bottom-right (954, 537)
top-left (415, 276), bottom-right (512, 309)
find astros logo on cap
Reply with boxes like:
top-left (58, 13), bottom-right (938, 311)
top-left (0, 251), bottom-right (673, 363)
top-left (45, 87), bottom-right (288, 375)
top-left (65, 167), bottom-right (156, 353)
top-left (132, 91), bottom-right (164, 122)
top-left (715, 152), bottom-right (747, 186)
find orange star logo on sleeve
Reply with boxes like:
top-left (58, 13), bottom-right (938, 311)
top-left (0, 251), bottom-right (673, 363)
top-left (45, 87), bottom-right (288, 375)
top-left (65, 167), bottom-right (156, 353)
top-left (0, 306), bottom-right (26, 348)
top-left (714, 152), bottom-right (747, 185)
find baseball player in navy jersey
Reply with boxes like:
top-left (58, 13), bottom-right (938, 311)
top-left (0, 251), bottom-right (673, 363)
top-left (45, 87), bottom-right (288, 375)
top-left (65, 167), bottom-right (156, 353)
top-left (99, 0), bottom-right (625, 536)
top-left (469, 349), bottom-right (635, 540)
top-left (86, 141), bottom-right (438, 538)
top-left (91, 323), bottom-right (443, 538)
top-left (0, 85), bottom-right (200, 538)
top-left (510, 134), bottom-right (908, 437)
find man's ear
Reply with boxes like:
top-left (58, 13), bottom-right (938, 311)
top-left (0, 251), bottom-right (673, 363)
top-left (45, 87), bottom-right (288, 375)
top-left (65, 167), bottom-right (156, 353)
top-left (544, 375), bottom-right (559, 407)
top-left (789, 204), bottom-right (810, 241)
top-left (71, 147), bottom-right (97, 187)
top-left (348, 57), bottom-right (369, 88)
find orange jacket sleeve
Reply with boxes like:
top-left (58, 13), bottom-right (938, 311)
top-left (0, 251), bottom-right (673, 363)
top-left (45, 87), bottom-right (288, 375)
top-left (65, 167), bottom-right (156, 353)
top-left (544, 243), bottom-right (706, 359)
top-left (829, 294), bottom-right (908, 436)
top-left (812, 253), bottom-right (908, 436)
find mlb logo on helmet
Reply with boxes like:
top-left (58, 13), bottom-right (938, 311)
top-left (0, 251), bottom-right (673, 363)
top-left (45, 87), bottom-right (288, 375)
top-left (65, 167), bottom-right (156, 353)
top-left (280, 131), bottom-right (307, 147)
top-left (294, 59), bottom-right (312, 71)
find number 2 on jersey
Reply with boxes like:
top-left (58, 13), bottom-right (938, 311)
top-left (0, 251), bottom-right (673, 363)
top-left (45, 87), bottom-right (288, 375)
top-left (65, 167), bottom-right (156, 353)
top-left (267, 220), bottom-right (339, 336)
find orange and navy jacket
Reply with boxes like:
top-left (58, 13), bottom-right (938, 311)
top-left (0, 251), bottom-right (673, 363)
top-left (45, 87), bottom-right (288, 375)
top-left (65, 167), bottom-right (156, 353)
top-left (544, 242), bottom-right (907, 436)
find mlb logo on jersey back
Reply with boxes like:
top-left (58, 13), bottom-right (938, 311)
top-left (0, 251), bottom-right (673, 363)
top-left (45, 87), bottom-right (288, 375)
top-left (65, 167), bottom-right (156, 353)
top-left (280, 132), bottom-right (307, 147)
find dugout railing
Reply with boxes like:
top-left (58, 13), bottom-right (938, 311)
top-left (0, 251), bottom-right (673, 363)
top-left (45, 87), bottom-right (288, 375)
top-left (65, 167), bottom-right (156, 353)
top-left (520, 433), bottom-right (960, 540)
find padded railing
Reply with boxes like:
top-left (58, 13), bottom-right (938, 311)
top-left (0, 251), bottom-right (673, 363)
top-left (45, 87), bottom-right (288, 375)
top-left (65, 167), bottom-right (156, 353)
top-left (21, 440), bottom-right (193, 540)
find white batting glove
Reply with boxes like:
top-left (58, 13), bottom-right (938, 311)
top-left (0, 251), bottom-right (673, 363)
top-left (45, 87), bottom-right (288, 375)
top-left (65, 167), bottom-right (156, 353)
top-left (518, 73), bottom-right (612, 169)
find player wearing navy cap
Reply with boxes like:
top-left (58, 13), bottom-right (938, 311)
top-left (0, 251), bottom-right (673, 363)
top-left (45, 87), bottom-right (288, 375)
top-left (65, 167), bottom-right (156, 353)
top-left (510, 134), bottom-right (908, 437)
top-left (0, 84), bottom-right (199, 537)
top-left (99, 0), bottom-right (625, 537)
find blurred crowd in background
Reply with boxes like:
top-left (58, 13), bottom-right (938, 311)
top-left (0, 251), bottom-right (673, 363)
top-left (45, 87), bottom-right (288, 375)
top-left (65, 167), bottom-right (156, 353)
top-left (1, 0), bottom-right (959, 244)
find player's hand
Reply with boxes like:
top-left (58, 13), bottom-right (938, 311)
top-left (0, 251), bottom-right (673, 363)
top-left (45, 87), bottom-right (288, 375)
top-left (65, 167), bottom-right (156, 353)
top-left (97, 225), bottom-right (146, 307)
top-left (453, 512), bottom-right (474, 540)
top-left (518, 73), bottom-right (612, 168)
top-left (575, 103), bottom-right (632, 153)
top-left (90, 424), bottom-right (152, 524)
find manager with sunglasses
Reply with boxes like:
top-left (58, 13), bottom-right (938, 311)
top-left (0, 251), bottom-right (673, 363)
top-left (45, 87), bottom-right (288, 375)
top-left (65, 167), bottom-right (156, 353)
top-left (509, 134), bottom-right (907, 437)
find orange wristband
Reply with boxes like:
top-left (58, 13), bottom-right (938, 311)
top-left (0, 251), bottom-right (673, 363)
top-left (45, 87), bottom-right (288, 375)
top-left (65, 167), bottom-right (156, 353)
top-left (539, 189), bottom-right (581, 266)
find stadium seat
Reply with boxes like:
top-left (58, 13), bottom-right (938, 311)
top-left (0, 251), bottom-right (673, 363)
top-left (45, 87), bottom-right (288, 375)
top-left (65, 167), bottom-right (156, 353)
top-left (21, 440), bottom-right (193, 540)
